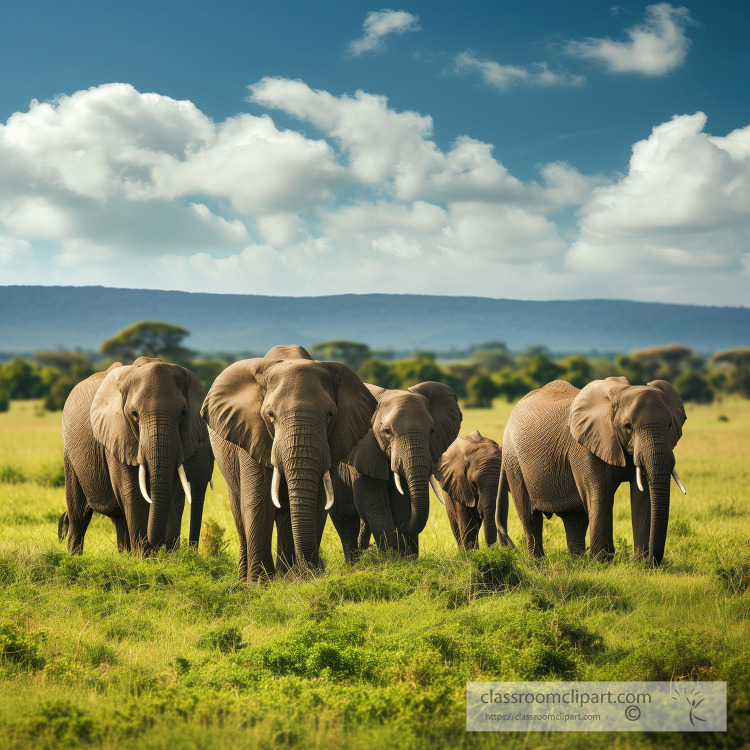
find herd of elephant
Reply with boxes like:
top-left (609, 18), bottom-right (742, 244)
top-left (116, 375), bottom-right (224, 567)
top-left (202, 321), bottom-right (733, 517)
top-left (58, 345), bottom-right (688, 581)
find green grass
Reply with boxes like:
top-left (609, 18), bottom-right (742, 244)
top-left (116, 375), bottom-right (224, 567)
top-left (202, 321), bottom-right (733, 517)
top-left (0, 398), bottom-right (748, 748)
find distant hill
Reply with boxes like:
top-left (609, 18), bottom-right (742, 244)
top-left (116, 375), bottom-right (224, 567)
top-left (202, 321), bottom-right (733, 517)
top-left (0, 285), bottom-right (747, 357)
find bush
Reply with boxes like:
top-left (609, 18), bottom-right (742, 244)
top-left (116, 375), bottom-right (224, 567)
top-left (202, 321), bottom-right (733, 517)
top-left (0, 390), bottom-right (9, 412)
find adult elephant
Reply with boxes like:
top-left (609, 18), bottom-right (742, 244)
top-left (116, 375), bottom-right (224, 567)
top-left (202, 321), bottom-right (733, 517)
top-left (329, 382), bottom-right (462, 561)
top-left (60, 358), bottom-right (212, 554)
top-left (498, 378), bottom-right (686, 564)
top-left (202, 345), bottom-right (376, 582)
top-left (433, 430), bottom-right (516, 551)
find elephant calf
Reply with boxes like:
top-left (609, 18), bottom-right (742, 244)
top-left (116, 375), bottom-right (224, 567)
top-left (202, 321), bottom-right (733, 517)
top-left (433, 430), bottom-right (516, 551)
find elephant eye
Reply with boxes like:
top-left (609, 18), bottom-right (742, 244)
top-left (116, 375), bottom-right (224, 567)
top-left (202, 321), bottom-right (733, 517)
top-left (383, 427), bottom-right (391, 437)
top-left (267, 410), bottom-right (275, 422)
top-left (131, 410), bottom-right (138, 421)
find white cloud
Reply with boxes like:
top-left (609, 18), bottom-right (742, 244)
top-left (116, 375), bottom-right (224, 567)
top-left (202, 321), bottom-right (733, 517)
top-left (455, 51), bottom-right (585, 91)
top-left (568, 113), bottom-right (750, 292)
top-left (565, 3), bottom-right (695, 76)
top-left (347, 9), bottom-right (420, 56)
top-left (1, 79), bottom-right (748, 306)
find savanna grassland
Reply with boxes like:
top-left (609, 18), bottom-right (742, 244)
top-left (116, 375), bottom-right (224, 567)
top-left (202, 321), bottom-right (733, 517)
top-left (0, 398), bottom-right (748, 749)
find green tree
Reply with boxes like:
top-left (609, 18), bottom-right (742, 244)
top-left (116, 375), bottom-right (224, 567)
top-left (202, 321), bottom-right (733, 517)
top-left (100, 321), bottom-right (194, 363)
top-left (190, 358), bottom-right (230, 394)
top-left (674, 371), bottom-right (714, 404)
top-left (521, 355), bottom-right (564, 388)
top-left (464, 373), bottom-right (499, 408)
top-left (471, 347), bottom-right (514, 373)
top-left (631, 344), bottom-right (693, 382)
top-left (0, 389), bottom-right (9, 413)
top-left (358, 359), bottom-right (397, 389)
top-left (33, 351), bottom-right (93, 375)
top-left (559, 355), bottom-right (593, 389)
top-left (309, 340), bottom-right (372, 371)
top-left (0, 359), bottom-right (56, 399)
top-left (493, 370), bottom-right (535, 403)
top-left (710, 348), bottom-right (750, 398)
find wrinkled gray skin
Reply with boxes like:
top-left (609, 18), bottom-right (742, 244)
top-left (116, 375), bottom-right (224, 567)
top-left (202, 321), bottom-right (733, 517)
top-left (329, 382), bottom-right (462, 562)
top-left (434, 430), bottom-right (516, 551)
top-left (498, 378), bottom-right (686, 564)
top-left (59, 358), bottom-right (213, 554)
top-left (202, 345), bottom-right (377, 582)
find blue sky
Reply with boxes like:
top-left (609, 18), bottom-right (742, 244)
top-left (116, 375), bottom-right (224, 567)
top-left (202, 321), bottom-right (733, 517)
top-left (1, 1), bottom-right (748, 305)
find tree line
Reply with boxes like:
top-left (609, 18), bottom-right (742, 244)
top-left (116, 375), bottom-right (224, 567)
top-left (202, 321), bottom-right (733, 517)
top-left (0, 323), bottom-right (748, 413)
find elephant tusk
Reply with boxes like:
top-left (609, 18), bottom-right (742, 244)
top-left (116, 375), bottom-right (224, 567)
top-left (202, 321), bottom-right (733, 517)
top-left (672, 468), bottom-right (687, 495)
top-left (178, 464), bottom-right (192, 505)
top-left (271, 467), bottom-right (282, 509)
top-left (394, 471), bottom-right (405, 496)
top-left (138, 464), bottom-right (152, 505)
top-left (323, 471), bottom-right (335, 511)
top-left (430, 475), bottom-right (444, 505)
top-left (636, 466), bottom-right (644, 492)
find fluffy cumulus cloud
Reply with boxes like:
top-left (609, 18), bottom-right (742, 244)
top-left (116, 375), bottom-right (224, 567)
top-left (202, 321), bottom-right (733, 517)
top-left (455, 51), bottom-right (585, 91)
top-left (565, 3), bottom-right (695, 76)
top-left (1, 79), bottom-right (748, 304)
top-left (568, 112), bottom-right (750, 303)
top-left (347, 9), bottom-right (420, 56)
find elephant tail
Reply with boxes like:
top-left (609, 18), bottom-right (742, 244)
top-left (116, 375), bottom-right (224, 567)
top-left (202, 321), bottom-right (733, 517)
top-left (57, 511), bottom-right (69, 542)
top-left (495, 465), bottom-right (518, 551)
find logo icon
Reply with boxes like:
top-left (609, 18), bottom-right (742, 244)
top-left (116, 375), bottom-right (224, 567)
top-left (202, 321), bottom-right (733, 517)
top-left (671, 685), bottom-right (706, 727)
top-left (624, 705), bottom-right (641, 721)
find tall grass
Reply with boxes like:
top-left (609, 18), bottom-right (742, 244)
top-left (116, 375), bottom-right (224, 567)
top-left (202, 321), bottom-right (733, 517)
top-left (0, 398), bottom-right (748, 748)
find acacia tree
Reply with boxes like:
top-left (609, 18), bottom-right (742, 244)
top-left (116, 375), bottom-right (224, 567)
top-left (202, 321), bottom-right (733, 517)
top-left (711, 348), bottom-right (750, 398)
top-left (308, 340), bottom-right (372, 371)
top-left (100, 321), bottom-right (195, 364)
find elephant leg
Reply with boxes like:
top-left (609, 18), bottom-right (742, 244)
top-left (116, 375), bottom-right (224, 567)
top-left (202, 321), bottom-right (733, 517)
top-left (275, 508), bottom-right (295, 573)
top-left (238, 454), bottom-right (275, 582)
top-left (525, 510), bottom-right (545, 557)
top-left (460, 505), bottom-right (482, 550)
top-left (227, 486), bottom-right (248, 582)
top-left (443, 493), bottom-right (463, 547)
top-left (64, 456), bottom-right (93, 555)
top-left (398, 533), bottom-right (419, 557)
top-left (115, 465), bottom-right (150, 555)
top-left (112, 516), bottom-right (131, 552)
top-left (630, 481), bottom-right (651, 561)
top-left (586, 497), bottom-right (615, 561)
top-left (328, 466), bottom-right (361, 564)
top-left (559, 510), bottom-right (588, 558)
top-left (357, 518), bottom-right (371, 553)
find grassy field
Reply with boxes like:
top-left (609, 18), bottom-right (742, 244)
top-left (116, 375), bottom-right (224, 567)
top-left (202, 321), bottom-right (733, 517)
top-left (0, 397), bottom-right (748, 748)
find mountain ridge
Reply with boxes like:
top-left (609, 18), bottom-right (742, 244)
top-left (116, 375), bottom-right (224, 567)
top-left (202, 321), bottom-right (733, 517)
top-left (1, 285), bottom-right (747, 356)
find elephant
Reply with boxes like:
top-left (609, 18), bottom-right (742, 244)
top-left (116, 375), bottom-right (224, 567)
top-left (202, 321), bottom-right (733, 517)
top-left (59, 357), bottom-right (213, 554)
top-left (433, 429), bottom-right (516, 551)
top-left (497, 377), bottom-right (687, 564)
top-left (328, 381), bottom-right (462, 562)
top-left (201, 344), bottom-right (377, 582)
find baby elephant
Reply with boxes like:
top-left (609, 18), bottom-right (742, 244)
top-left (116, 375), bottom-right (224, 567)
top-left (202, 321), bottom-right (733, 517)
top-left (433, 430), bottom-right (516, 551)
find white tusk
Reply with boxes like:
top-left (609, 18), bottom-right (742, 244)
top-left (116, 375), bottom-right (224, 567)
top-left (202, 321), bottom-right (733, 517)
top-left (636, 466), bottom-right (644, 492)
top-left (430, 475), bottom-right (444, 505)
top-left (209, 478), bottom-right (214, 491)
top-left (394, 471), bottom-right (405, 496)
top-left (139, 464), bottom-right (152, 505)
top-left (672, 468), bottom-right (687, 495)
top-left (271, 467), bottom-right (281, 509)
top-left (323, 471), bottom-right (335, 511)
top-left (178, 465), bottom-right (192, 505)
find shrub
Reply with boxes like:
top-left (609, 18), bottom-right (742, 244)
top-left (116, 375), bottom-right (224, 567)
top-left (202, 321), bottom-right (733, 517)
top-left (201, 517), bottom-right (229, 557)
top-left (0, 390), bottom-right (9, 412)
top-left (198, 626), bottom-right (245, 653)
top-left (0, 621), bottom-right (45, 670)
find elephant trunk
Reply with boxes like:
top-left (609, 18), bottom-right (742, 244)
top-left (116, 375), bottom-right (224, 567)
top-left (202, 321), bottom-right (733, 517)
top-left (142, 414), bottom-right (181, 550)
top-left (276, 414), bottom-right (328, 571)
top-left (478, 484), bottom-right (498, 547)
top-left (638, 430), bottom-right (672, 566)
top-left (187, 442), bottom-right (213, 548)
top-left (394, 434), bottom-right (433, 537)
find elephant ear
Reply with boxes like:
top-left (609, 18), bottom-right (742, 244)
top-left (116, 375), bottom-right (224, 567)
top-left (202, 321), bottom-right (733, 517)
top-left (201, 358), bottom-right (272, 466)
top-left (365, 383), bottom-right (387, 402)
top-left (568, 377), bottom-right (631, 467)
top-left (343, 429), bottom-right (389, 480)
top-left (408, 382), bottom-right (463, 466)
top-left (90, 363), bottom-right (139, 465)
top-left (433, 438), bottom-right (475, 508)
top-left (324, 362), bottom-right (379, 463)
top-left (179, 365), bottom-right (208, 460)
top-left (648, 379), bottom-right (687, 448)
